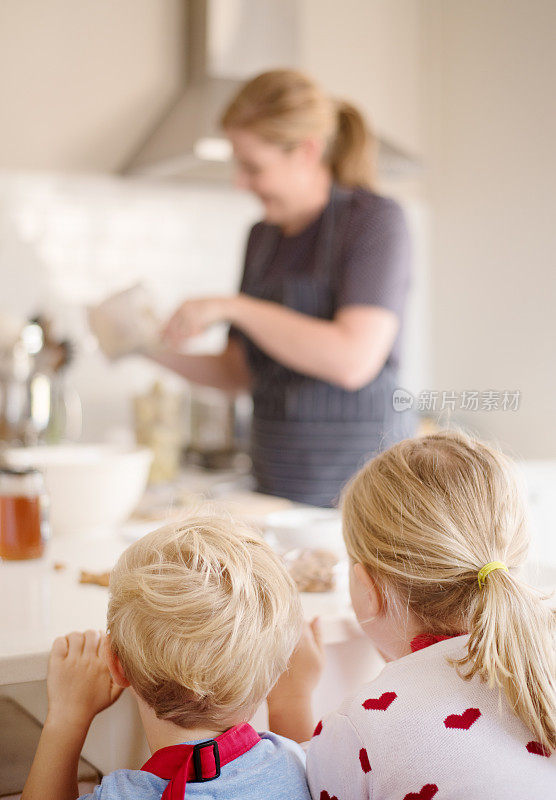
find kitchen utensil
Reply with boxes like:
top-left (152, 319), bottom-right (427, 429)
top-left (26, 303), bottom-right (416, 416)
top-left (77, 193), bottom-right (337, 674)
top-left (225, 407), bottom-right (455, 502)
top-left (88, 284), bottom-right (161, 359)
top-left (186, 390), bottom-right (252, 470)
top-left (3, 444), bottom-right (152, 536)
top-left (263, 507), bottom-right (344, 555)
top-left (0, 315), bottom-right (82, 445)
top-left (133, 381), bottom-right (187, 483)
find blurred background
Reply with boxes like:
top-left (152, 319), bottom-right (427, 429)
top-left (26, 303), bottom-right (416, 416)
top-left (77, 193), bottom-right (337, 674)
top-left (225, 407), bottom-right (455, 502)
top-left (0, 0), bottom-right (553, 456)
top-left (0, 3), bottom-right (555, 783)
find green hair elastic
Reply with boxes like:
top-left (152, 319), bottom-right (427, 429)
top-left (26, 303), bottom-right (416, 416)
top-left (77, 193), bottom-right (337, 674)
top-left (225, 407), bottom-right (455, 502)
top-left (477, 561), bottom-right (508, 588)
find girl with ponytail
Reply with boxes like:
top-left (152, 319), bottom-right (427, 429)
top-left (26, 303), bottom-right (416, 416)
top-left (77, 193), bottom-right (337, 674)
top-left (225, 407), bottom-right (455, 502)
top-left (268, 429), bottom-right (555, 798)
top-left (156, 69), bottom-right (415, 508)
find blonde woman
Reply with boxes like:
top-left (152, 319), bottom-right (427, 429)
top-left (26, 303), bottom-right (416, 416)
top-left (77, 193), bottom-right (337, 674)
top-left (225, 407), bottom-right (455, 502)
top-left (156, 69), bottom-right (415, 507)
top-left (268, 430), bottom-right (556, 798)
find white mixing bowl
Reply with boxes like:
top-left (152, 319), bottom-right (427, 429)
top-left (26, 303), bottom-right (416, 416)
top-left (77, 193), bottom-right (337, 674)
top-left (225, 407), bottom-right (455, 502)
top-left (263, 507), bottom-right (345, 555)
top-left (4, 444), bottom-right (152, 536)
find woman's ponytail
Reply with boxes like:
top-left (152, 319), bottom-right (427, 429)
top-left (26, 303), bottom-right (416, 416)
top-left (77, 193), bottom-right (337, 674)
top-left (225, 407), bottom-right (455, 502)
top-left (327, 100), bottom-right (376, 190)
top-left (453, 568), bottom-right (556, 752)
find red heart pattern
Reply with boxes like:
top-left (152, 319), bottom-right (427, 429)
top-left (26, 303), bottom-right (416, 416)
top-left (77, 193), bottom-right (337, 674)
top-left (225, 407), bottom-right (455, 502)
top-left (362, 691), bottom-right (397, 711)
top-left (359, 748), bottom-right (371, 773)
top-left (315, 662), bottom-right (553, 800)
top-left (403, 784), bottom-right (439, 800)
top-left (444, 707), bottom-right (481, 730)
top-left (526, 740), bottom-right (551, 757)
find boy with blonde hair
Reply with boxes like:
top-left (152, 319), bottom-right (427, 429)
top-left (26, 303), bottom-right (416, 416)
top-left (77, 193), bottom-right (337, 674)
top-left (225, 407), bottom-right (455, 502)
top-left (22, 515), bottom-right (311, 800)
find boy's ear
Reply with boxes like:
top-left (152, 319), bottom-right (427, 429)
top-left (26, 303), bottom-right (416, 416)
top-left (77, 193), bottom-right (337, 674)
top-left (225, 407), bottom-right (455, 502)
top-left (353, 563), bottom-right (384, 617)
top-left (102, 635), bottom-right (131, 688)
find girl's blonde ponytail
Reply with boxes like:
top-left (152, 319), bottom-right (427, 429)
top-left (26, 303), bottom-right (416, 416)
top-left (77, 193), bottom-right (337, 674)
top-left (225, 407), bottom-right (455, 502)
top-left (454, 566), bottom-right (556, 751)
top-left (220, 69), bottom-right (376, 189)
top-left (342, 429), bottom-right (556, 753)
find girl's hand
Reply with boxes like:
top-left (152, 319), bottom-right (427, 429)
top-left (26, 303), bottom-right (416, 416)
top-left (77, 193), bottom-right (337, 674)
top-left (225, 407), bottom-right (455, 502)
top-left (46, 630), bottom-right (124, 729)
top-left (267, 619), bottom-right (324, 742)
top-left (162, 297), bottom-right (236, 345)
top-left (268, 618), bottom-right (325, 705)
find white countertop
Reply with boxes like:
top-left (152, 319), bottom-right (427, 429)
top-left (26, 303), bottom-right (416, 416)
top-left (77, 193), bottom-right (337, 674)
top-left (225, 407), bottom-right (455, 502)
top-left (3, 457), bottom-right (555, 688)
top-left (1, 520), bottom-right (360, 686)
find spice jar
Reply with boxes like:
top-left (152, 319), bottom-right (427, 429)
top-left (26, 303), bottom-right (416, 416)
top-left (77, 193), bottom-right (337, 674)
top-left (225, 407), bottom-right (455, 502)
top-left (0, 467), bottom-right (49, 560)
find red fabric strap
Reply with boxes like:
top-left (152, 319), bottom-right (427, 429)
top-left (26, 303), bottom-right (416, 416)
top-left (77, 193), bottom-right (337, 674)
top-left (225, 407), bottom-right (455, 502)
top-left (410, 633), bottom-right (464, 653)
top-left (141, 722), bottom-right (261, 800)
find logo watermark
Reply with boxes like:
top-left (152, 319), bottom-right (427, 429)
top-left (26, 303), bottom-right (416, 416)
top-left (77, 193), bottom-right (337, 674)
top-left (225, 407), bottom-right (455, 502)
top-left (393, 389), bottom-right (521, 413)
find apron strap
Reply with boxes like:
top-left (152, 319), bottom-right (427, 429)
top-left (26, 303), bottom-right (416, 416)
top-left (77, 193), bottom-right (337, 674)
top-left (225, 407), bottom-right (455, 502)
top-left (319, 183), bottom-right (355, 292)
top-left (252, 182), bottom-right (355, 292)
top-left (141, 722), bottom-right (261, 800)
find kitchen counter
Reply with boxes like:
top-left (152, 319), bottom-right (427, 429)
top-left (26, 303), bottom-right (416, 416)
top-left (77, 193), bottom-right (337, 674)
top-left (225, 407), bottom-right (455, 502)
top-left (2, 460), bottom-right (554, 777)
top-left (1, 506), bottom-right (382, 776)
top-left (1, 520), bottom-right (364, 687)
top-left (5, 456), bottom-right (553, 687)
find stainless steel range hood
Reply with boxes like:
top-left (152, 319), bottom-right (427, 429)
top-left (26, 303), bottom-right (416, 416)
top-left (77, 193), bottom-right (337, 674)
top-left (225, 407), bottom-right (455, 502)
top-left (122, 0), bottom-right (420, 182)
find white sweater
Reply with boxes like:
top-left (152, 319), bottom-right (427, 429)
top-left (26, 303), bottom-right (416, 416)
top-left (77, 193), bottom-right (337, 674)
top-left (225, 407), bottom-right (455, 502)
top-left (306, 635), bottom-right (555, 800)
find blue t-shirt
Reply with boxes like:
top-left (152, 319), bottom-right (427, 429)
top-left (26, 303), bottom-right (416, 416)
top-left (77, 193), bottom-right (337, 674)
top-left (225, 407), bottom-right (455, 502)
top-left (79, 731), bottom-right (310, 800)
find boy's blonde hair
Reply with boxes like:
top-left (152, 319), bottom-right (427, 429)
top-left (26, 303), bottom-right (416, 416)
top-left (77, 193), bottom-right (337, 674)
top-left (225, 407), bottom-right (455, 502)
top-left (342, 430), bottom-right (556, 751)
top-left (107, 513), bottom-right (302, 728)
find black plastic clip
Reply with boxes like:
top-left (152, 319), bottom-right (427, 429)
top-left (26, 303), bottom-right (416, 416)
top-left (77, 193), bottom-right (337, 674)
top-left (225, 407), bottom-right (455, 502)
top-left (192, 739), bottom-right (221, 782)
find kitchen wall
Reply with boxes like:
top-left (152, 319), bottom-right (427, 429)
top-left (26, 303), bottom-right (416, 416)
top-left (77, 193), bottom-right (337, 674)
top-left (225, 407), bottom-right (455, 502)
top-left (299, 0), bottom-right (424, 158)
top-left (0, 0), bottom-right (187, 172)
top-left (422, 0), bottom-right (556, 459)
top-left (0, 0), bottom-right (426, 172)
top-left (3, 0), bottom-right (553, 460)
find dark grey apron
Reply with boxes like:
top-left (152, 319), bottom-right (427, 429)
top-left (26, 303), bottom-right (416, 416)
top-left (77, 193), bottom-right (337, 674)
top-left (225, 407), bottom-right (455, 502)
top-left (240, 184), bottom-right (416, 507)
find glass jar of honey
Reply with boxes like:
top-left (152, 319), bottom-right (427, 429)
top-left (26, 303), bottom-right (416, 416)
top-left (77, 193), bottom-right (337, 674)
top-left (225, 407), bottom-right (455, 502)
top-left (0, 467), bottom-right (49, 560)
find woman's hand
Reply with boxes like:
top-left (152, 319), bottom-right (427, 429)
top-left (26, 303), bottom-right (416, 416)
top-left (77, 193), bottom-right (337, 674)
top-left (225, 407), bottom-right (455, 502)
top-left (46, 630), bottom-right (124, 729)
top-left (162, 296), bottom-right (237, 346)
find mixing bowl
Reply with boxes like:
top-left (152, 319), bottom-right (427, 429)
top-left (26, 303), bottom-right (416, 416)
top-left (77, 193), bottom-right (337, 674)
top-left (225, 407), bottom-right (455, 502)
top-left (3, 444), bottom-right (152, 536)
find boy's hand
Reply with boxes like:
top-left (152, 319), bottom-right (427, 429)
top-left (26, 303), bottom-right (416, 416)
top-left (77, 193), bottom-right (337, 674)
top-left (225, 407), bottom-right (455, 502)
top-left (46, 630), bottom-right (124, 729)
top-left (268, 618), bottom-right (325, 705)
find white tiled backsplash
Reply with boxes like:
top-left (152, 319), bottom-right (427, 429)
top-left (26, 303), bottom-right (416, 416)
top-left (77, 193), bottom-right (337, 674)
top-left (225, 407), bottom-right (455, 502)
top-left (0, 172), bottom-right (260, 307)
top-left (0, 172), bottom-right (260, 438)
top-left (0, 171), bottom-right (429, 441)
